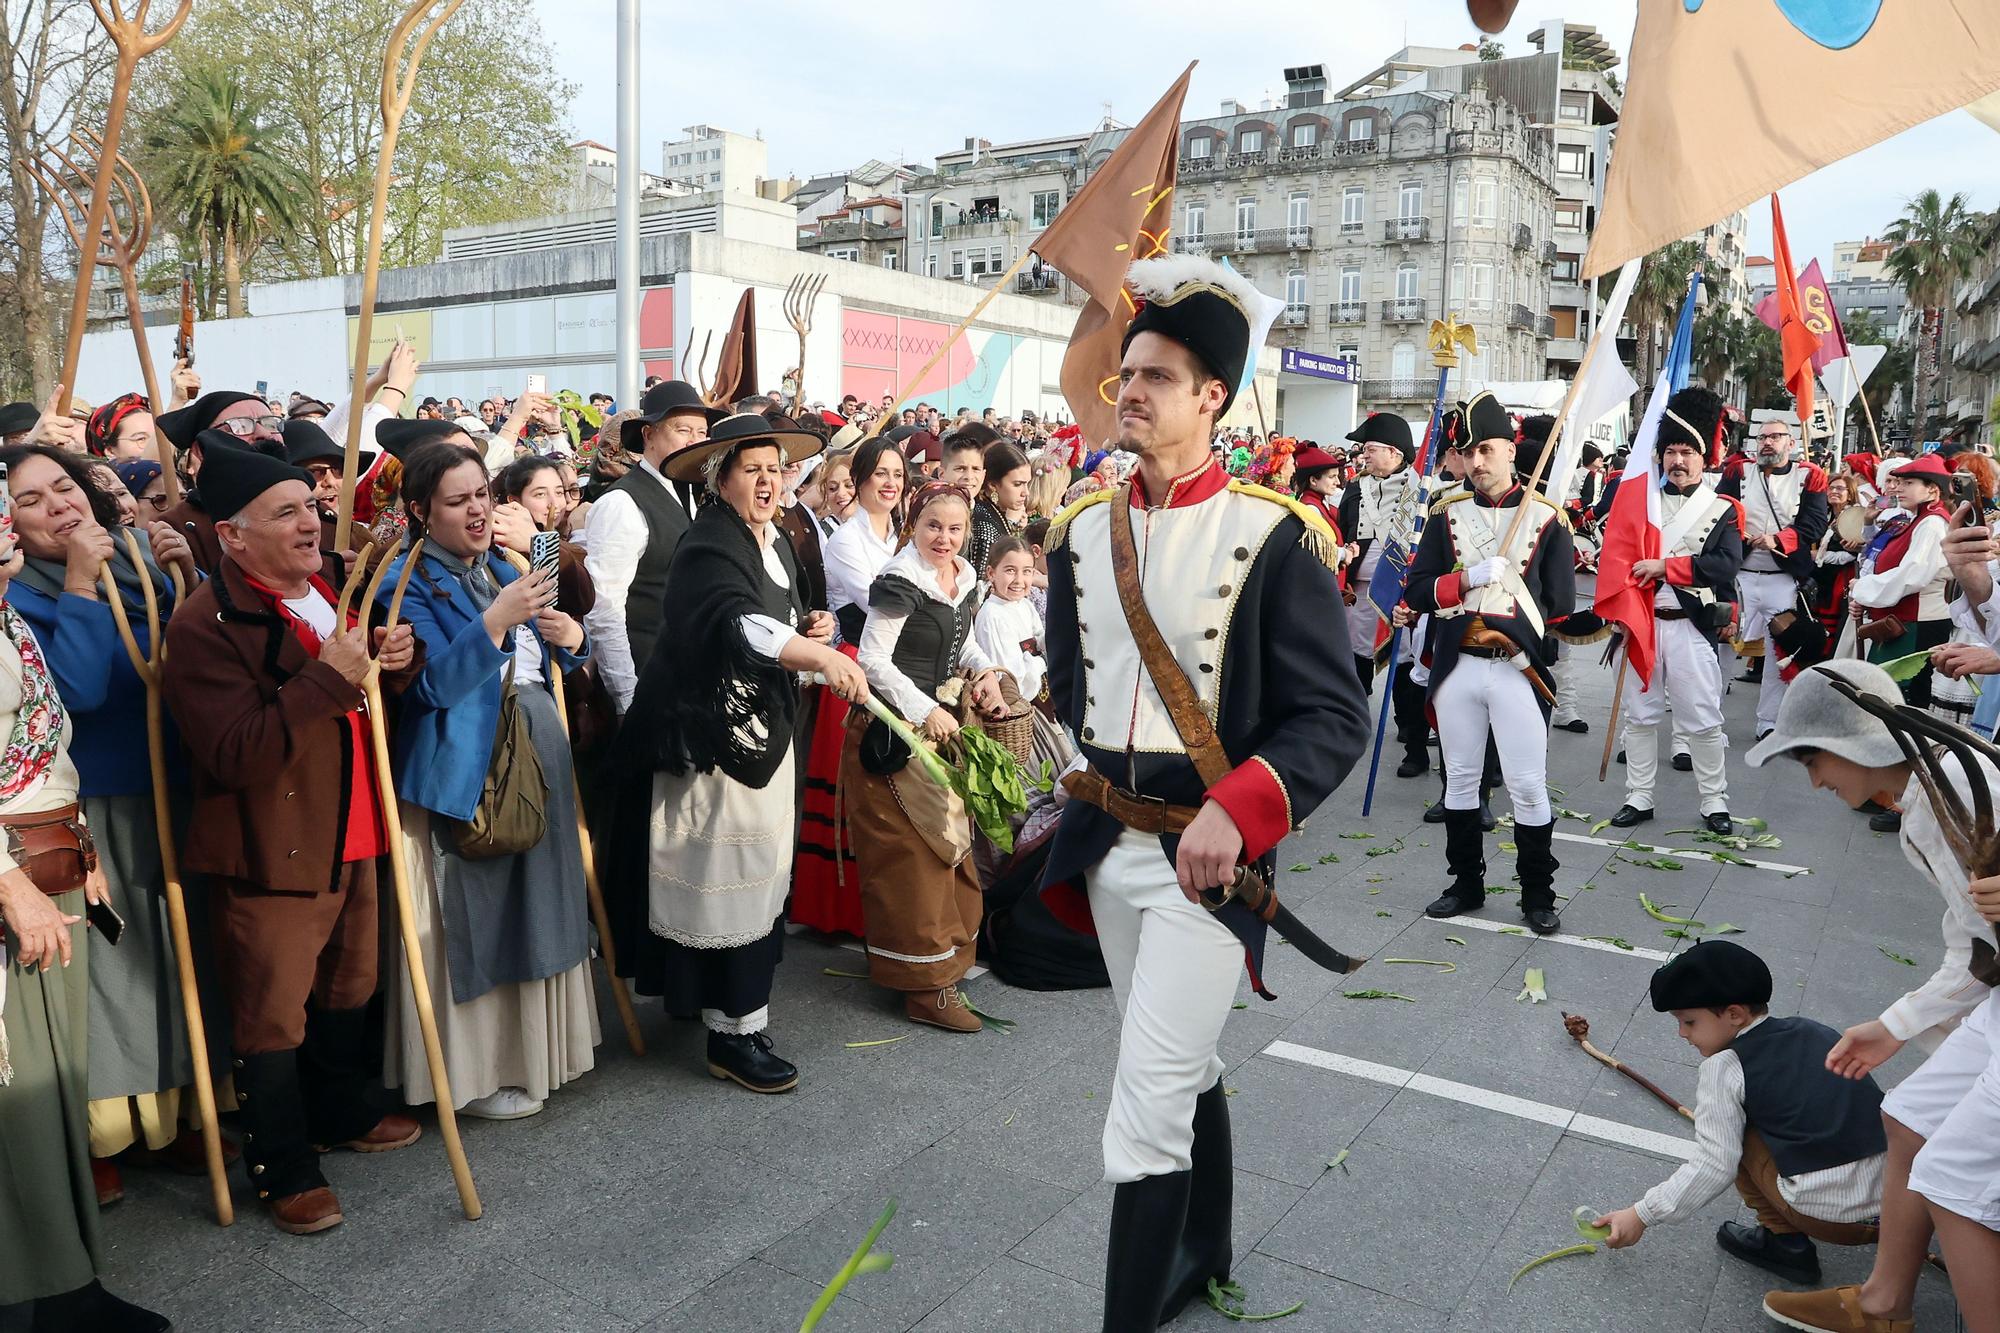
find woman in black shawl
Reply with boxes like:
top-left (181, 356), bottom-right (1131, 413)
top-left (603, 415), bottom-right (865, 1094)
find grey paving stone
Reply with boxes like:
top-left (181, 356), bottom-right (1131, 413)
top-left (1218, 1052), bottom-right (1398, 1188)
top-left (1256, 1136), bottom-right (1543, 1312)
top-left (1421, 987), bottom-right (1637, 1110)
top-left (1355, 1084), bottom-right (1565, 1165)
top-left (147, 1258), bottom-right (367, 1332)
top-left (638, 1257), bottom-right (887, 1333)
top-left (1010, 1169), bottom-right (1304, 1292)
top-left (376, 1255), bottom-right (632, 1333)
top-left (908, 1254), bottom-right (1099, 1332)
top-left (935, 1030), bottom-right (1121, 1191)
top-left (1173, 1251), bottom-right (1447, 1331)
top-left (757, 1144), bottom-right (1076, 1326)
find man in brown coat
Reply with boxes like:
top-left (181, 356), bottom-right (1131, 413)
top-left (163, 444), bottom-right (422, 1236)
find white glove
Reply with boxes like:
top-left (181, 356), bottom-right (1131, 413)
top-left (1463, 556), bottom-right (1508, 590)
top-left (1821, 551), bottom-right (1855, 567)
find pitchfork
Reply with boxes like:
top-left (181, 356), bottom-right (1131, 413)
top-left (1823, 671), bottom-right (2000, 985)
top-left (783, 273), bottom-right (827, 415)
top-left (687, 330), bottom-right (719, 408)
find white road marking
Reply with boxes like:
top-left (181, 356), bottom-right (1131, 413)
top-left (1418, 913), bottom-right (1675, 961)
top-left (1552, 830), bottom-right (1809, 876)
top-left (1263, 1039), bottom-right (1696, 1161)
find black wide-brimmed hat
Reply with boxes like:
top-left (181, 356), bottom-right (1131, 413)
top-left (663, 411), bottom-right (825, 484)
top-left (1346, 410), bottom-right (1414, 460)
top-left (1121, 255), bottom-right (1258, 416)
top-left (620, 379), bottom-right (727, 451)
top-left (157, 390), bottom-right (268, 449)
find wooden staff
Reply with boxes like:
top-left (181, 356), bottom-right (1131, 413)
top-left (1563, 1012), bottom-right (1692, 1119)
top-left (335, 0), bottom-right (468, 551)
top-left (53, 0), bottom-right (192, 416)
top-left (862, 248), bottom-right (1040, 440)
top-left (496, 549), bottom-right (645, 1056)
top-left (1598, 639), bottom-right (1629, 783)
top-left (338, 538), bottom-right (482, 1219)
top-left (96, 530), bottom-right (230, 1225)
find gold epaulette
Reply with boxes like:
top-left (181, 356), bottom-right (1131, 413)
top-left (1429, 487), bottom-right (1571, 530)
top-left (1046, 487), bottom-right (1118, 551)
top-left (1430, 490), bottom-right (1475, 516)
top-left (1225, 480), bottom-right (1338, 572)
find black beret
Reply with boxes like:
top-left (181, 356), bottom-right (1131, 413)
top-left (375, 416), bottom-right (467, 461)
top-left (1463, 390), bottom-right (1513, 446)
top-left (284, 418), bottom-right (344, 467)
top-left (199, 434), bottom-right (311, 523)
top-left (1648, 940), bottom-right (1773, 1012)
top-left (156, 390), bottom-right (266, 449)
top-left (1346, 411), bottom-right (1414, 459)
top-left (0, 401), bottom-right (40, 437)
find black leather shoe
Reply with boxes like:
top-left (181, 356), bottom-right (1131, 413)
top-left (1523, 907), bottom-right (1561, 935)
top-left (1869, 808), bottom-right (1902, 833)
top-left (1478, 799), bottom-right (1496, 832)
top-left (1736, 666), bottom-right (1763, 684)
top-left (1714, 1221), bottom-right (1820, 1284)
top-left (1615, 749), bottom-right (1626, 765)
top-left (1554, 718), bottom-right (1589, 734)
top-left (1396, 755), bottom-right (1428, 778)
top-left (707, 1031), bottom-right (799, 1094)
top-left (1672, 752), bottom-right (1693, 772)
top-left (32, 1280), bottom-right (171, 1332)
top-left (1608, 804), bottom-right (1653, 828)
top-left (1857, 798), bottom-right (1886, 815)
top-left (1422, 800), bottom-right (1448, 824)
top-left (1424, 891), bottom-right (1483, 919)
top-left (1755, 728), bottom-right (1773, 742)
top-left (1704, 812), bottom-right (1734, 835)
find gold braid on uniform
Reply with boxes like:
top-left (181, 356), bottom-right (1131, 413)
top-left (1226, 480), bottom-right (1340, 572)
top-left (1046, 487), bottom-right (1117, 552)
top-left (1430, 487), bottom-right (1573, 531)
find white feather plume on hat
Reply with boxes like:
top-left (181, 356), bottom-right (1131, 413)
top-left (1125, 255), bottom-right (1286, 403)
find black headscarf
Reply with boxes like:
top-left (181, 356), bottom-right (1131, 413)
top-left (618, 500), bottom-right (804, 788)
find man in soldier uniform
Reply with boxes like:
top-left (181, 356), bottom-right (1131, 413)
top-left (1404, 391), bottom-right (1576, 935)
top-left (1337, 411), bottom-right (1421, 693)
top-left (1721, 417), bottom-right (1829, 740)
top-left (1041, 255), bottom-right (1370, 1330)
top-left (1608, 387), bottom-right (1748, 835)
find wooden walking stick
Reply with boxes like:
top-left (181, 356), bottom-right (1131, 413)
top-left (32, 129), bottom-right (180, 509)
top-left (1562, 1012), bottom-right (1693, 1120)
top-left (335, 0), bottom-right (469, 552)
top-left (340, 538), bottom-right (483, 1220)
top-left (52, 0), bottom-right (192, 418)
top-left (497, 550), bottom-right (645, 1056)
top-left (96, 530), bottom-right (230, 1225)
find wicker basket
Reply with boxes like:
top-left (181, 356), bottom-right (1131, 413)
top-left (958, 670), bottom-right (1038, 767)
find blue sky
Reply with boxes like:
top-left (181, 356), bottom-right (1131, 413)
top-left (539, 1), bottom-right (2000, 276)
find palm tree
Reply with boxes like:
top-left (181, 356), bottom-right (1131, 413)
top-left (1883, 190), bottom-right (1981, 438)
top-left (1694, 304), bottom-right (1749, 403)
top-left (142, 65), bottom-right (308, 318)
top-left (1626, 240), bottom-right (1703, 393)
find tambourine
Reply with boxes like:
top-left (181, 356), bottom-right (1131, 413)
top-left (1834, 506), bottom-right (1867, 546)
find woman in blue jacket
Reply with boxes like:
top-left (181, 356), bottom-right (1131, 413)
top-left (377, 439), bottom-right (597, 1122)
top-left (0, 443), bottom-right (216, 1208)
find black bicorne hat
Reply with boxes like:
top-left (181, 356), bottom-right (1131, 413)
top-left (1120, 256), bottom-right (1260, 416)
top-left (1346, 411), bottom-right (1415, 460)
top-left (1463, 390), bottom-right (1513, 446)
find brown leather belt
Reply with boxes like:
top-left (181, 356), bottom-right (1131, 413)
top-left (1458, 644), bottom-right (1514, 660)
top-left (1060, 766), bottom-right (1199, 834)
top-left (1656, 609), bottom-right (1691, 621)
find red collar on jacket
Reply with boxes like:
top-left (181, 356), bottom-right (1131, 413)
top-left (1129, 458), bottom-right (1228, 509)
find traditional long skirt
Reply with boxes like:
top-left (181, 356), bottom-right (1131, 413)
top-left (0, 888), bottom-right (99, 1304)
top-left (788, 642), bottom-right (865, 935)
top-left (82, 791), bottom-right (192, 1157)
top-left (838, 713), bottom-right (981, 992)
top-left (647, 750), bottom-right (796, 1031)
top-left (383, 688), bottom-right (598, 1107)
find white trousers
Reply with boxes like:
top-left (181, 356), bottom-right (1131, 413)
top-left (1620, 618), bottom-right (1729, 814)
top-left (1738, 569), bottom-right (1798, 733)
top-left (1433, 657), bottom-right (1552, 823)
top-left (1345, 582), bottom-right (1381, 666)
top-left (1089, 828), bottom-right (1242, 1183)
top-left (1550, 642), bottom-right (1585, 725)
top-left (1884, 992), bottom-right (2000, 1226)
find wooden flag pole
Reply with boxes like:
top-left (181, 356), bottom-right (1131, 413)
top-left (97, 532), bottom-right (231, 1225)
top-left (862, 248), bottom-right (1040, 441)
top-left (51, 0), bottom-right (191, 416)
top-left (1598, 639), bottom-right (1630, 783)
top-left (1853, 375), bottom-right (1886, 455)
top-left (336, 0), bottom-right (468, 551)
top-left (497, 549), bottom-right (645, 1057)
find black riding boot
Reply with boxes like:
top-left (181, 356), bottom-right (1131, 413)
top-left (1392, 673), bottom-right (1429, 777)
top-left (1515, 819), bottom-right (1561, 934)
top-left (1425, 807), bottom-right (1486, 917)
top-left (233, 1049), bottom-right (328, 1206)
top-left (298, 1006), bottom-right (383, 1148)
top-left (1103, 1170), bottom-right (1193, 1332)
top-left (1160, 1082), bottom-right (1233, 1323)
top-left (1353, 654), bottom-right (1375, 695)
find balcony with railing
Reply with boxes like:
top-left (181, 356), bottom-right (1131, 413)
top-left (1171, 233), bottom-right (1210, 254)
top-left (1016, 271), bottom-right (1062, 295)
top-left (1512, 224), bottom-right (1534, 253)
top-left (1537, 314), bottom-right (1556, 338)
top-left (1384, 216), bottom-right (1431, 242)
top-left (1361, 377), bottom-right (1436, 401)
top-left (1446, 128), bottom-right (1553, 175)
top-left (1176, 134), bottom-right (1383, 179)
top-left (1381, 297), bottom-right (1427, 324)
top-left (1277, 304), bottom-right (1311, 328)
top-left (1208, 227), bottom-right (1314, 255)
top-left (1508, 303), bottom-right (1537, 332)
top-left (811, 217), bottom-right (901, 245)
top-left (940, 211), bottom-right (1016, 238)
top-left (1329, 300), bottom-right (1367, 325)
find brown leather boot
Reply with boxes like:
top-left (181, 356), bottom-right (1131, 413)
top-left (267, 1186), bottom-right (345, 1236)
top-left (316, 1113), bottom-right (421, 1154)
top-left (905, 986), bottom-right (982, 1033)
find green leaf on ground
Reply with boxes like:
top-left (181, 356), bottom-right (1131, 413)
top-left (1589, 817), bottom-right (1614, 835)
top-left (1508, 1243), bottom-right (1596, 1292)
top-left (1205, 1277), bottom-right (1306, 1323)
top-left (1878, 946), bottom-right (1919, 966)
top-left (1318, 852), bottom-right (1342, 864)
top-left (1375, 910), bottom-right (1394, 918)
top-left (1343, 989), bottom-right (1418, 1002)
top-left (1583, 936), bottom-right (1635, 950)
top-left (1339, 831), bottom-right (1376, 840)
top-left (1326, 1149), bottom-right (1350, 1175)
top-left (1444, 935), bottom-right (1468, 946)
top-left (800, 1198), bottom-right (899, 1330)
top-left (1499, 925), bottom-right (1528, 935)
top-left (1289, 863), bottom-right (1312, 873)
top-left (1639, 893), bottom-right (1698, 925)
top-left (1382, 957), bottom-right (1457, 973)
top-left (1573, 1206), bottom-right (1612, 1242)
top-left (1515, 967), bottom-right (1548, 1003)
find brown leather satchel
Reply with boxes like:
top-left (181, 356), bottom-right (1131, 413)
top-left (1854, 614), bottom-right (1906, 646)
top-left (0, 803), bottom-right (98, 896)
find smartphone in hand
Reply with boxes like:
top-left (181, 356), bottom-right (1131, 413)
top-left (529, 530), bottom-right (562, 605)
top-left (526, 373), bottom-right (548, 397)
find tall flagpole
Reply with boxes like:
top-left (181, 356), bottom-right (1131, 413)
top-left (1360, 315), bottom-right (1475, 817)
top-left (614, 0), bottom-right (640, 407)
